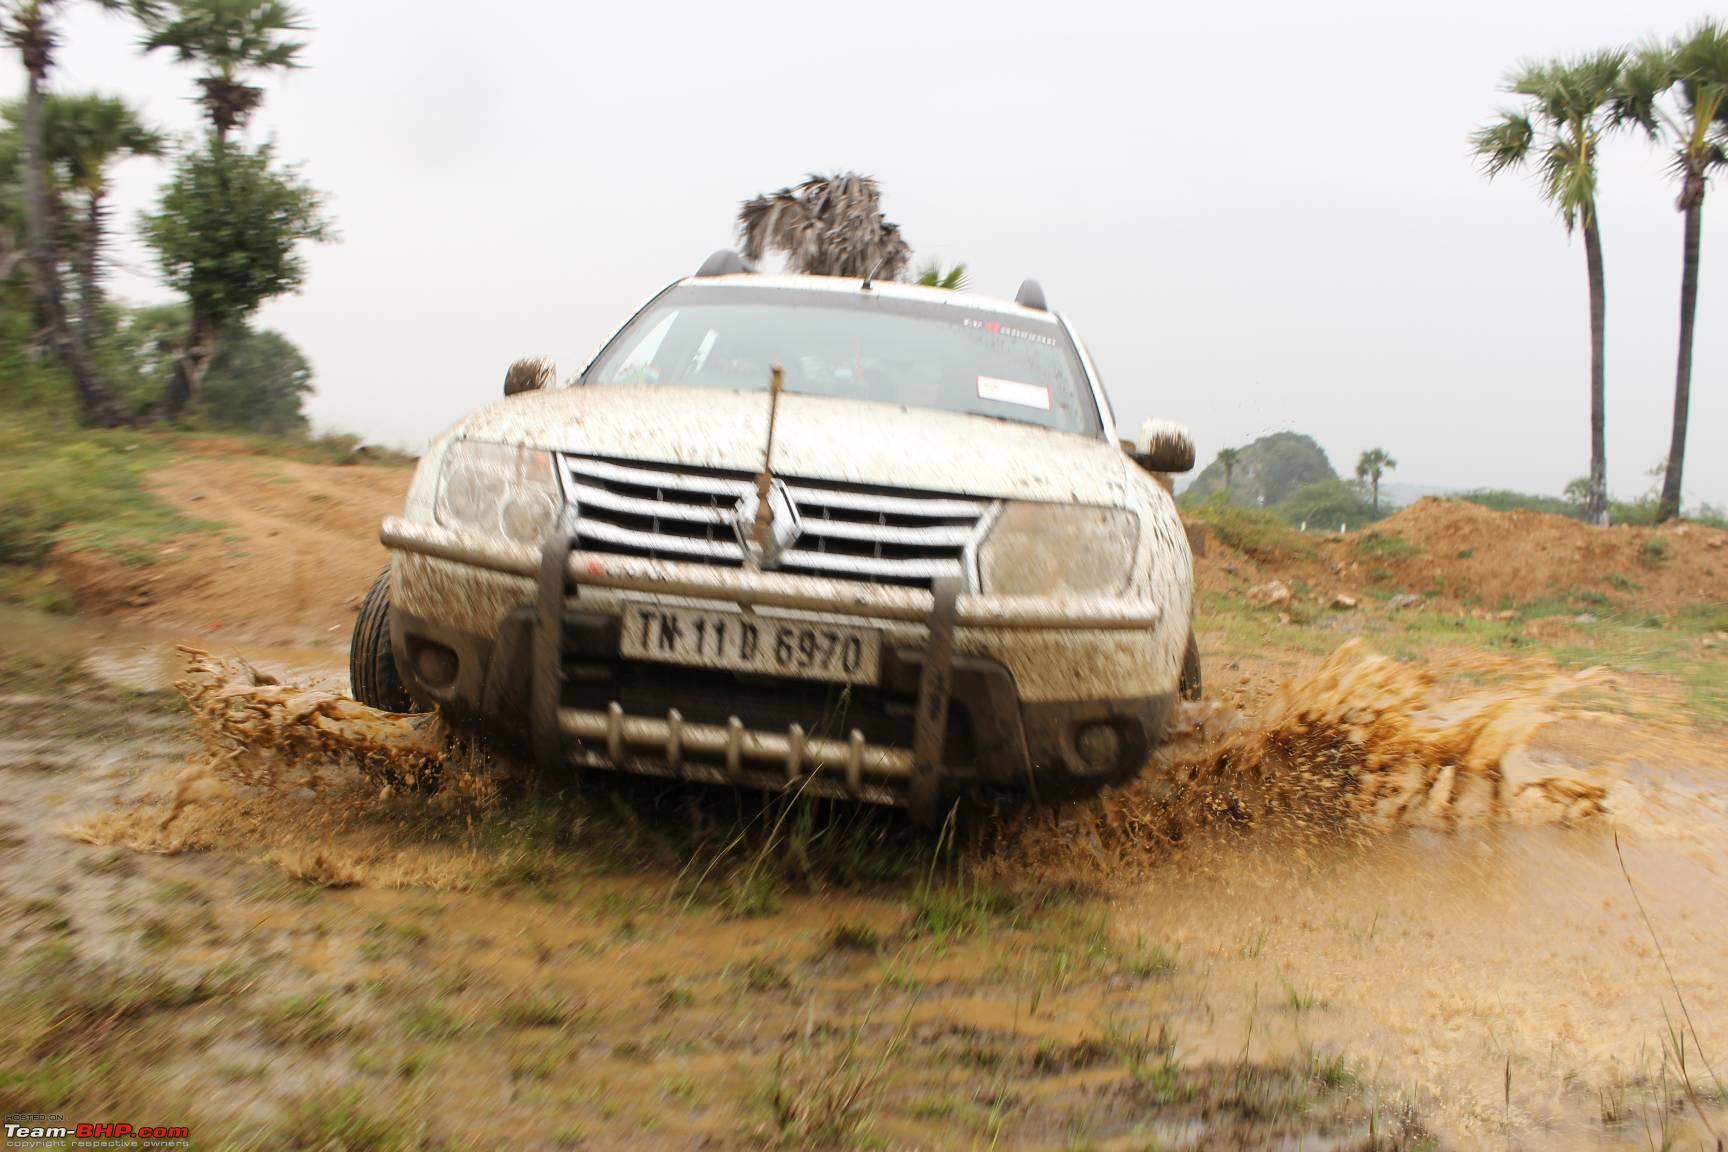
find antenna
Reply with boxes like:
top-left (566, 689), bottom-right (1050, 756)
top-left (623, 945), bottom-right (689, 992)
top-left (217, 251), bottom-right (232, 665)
top-left (750, 362), bottom-right (786, 565)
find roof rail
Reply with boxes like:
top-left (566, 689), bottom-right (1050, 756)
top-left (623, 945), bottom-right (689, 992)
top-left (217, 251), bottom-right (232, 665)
top-left (695, 249), bottom-right (756, 277)
top-left (1015, 279), bottom-right (1048, 311)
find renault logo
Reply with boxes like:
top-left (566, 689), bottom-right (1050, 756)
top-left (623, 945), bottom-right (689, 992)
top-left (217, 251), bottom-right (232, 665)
top-left (733, 480), bottom-right (801, 568)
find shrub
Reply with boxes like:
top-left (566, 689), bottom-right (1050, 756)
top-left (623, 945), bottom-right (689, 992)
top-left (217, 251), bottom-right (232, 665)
top-left (1457, 489), bottom-right (1578, 517)
top-left (1271, 478), bottom-right (1380, 531)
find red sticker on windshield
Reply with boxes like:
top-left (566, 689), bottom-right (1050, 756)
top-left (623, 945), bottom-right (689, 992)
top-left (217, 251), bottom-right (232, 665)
top-left (977, 376), bottom-right (1051, 411)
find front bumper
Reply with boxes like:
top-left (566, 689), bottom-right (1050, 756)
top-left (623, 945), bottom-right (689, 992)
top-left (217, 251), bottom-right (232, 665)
top-left (381, 516), bottom-right (1173, 814)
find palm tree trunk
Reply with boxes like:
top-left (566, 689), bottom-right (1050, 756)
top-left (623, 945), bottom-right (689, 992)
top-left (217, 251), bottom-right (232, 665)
top-left (154, 127), bottom-right (232, 424)
top-left (1582, 210), bottom-right (1609, 527)
top-left (75, 193), bottom-right (104, 346)
top-left (19, 64), bottom-right (124, 427)
top-left (1371, 476), bottom-right (1380, 516)
top-left (154, 310), bottom-right (220, 423)
top-left (1657, 192), bottom-right (1702, 524)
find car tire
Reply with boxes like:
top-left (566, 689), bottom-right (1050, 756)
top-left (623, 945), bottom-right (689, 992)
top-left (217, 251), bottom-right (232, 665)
top-left (350, 567), bottom-right (419, 713)
top-left (1179, 630), bottom-right (1202, 702)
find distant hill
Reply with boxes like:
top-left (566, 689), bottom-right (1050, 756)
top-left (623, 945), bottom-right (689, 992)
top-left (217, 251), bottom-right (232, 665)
top-left (1184, 432), bottom-right (1337, 508)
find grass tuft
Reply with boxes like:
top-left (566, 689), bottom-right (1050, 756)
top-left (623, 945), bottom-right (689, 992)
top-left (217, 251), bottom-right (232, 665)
top-left (496, 992), bottom-right (579, 1029)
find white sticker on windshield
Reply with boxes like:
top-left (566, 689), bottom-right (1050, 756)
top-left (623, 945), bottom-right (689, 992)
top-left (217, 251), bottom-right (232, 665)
top-left (977, 376), bottom-right (1051, 411)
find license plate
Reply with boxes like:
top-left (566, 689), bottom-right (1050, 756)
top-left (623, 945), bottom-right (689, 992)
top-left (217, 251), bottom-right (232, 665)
top-left (620, 605), bottom-right (881, 685)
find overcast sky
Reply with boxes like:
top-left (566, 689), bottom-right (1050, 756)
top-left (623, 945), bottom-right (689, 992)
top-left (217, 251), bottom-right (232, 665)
top-left (8, 0), bottom-right (1727, 507)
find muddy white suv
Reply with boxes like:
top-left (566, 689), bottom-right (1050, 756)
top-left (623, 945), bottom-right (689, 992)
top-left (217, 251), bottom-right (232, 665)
top-left (352, 252), bottom-right (1198, 822)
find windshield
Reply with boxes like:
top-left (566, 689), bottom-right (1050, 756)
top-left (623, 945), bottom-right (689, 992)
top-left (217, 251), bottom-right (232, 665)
top-left (585, 284), bottom-right (1101, 436)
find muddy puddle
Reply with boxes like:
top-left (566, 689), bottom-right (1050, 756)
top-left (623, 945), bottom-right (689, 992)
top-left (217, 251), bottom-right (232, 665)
top-left (4, 619), bottom-right (1725, 1149)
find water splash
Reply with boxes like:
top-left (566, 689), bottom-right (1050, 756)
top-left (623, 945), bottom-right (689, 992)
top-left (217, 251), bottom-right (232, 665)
top-left (988, 641), bottom-right (1611, 883)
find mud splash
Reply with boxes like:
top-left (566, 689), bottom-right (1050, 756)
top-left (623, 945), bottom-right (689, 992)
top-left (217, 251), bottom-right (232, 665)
top-left (989, 641), bottom-right (1612, 884)
top-left (173, 645), bottom-right (448, 794)
top-left (81, 640), bottom-right (1617, 888)
top-left (63, 649), bottom-right (506, 882)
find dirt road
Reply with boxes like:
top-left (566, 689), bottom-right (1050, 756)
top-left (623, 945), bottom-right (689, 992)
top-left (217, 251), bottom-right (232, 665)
top-left (53, 453), bottom-right (409, 645)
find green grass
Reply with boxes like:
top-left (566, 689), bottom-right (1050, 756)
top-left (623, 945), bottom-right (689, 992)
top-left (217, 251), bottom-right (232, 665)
top-left (1199, 592), bottom-right (1341, 655)
top-left (496, 992), bottom-right (579, 1029)
top-left (1457, 489), bottom-right (1579, 517)
top-left (1546, 624), bottom-right (1728, 726)
top-left (1185, 495), bottom-right (1318, 564)
top-left (0, 412), bottom-right (413, 592)
top-left (0, 418), bottom-right (212, 569)
top-left (260, 1087), bottom-right (447, 1152)
top-left (739, 956), bottom-right (795, 994)
top-left (0, 953), bottom-right (233, 1114)
top-left (257, 992), bottom-right (350, 1047)
top-left (402, 1002), bottom-right (466, 1041)
top-left (908, 878), bottom-right (1058, 943)
top-left (821, 921), bottom-right (883, 955)
top-left (1351, 531), bottom-right (1421, 561)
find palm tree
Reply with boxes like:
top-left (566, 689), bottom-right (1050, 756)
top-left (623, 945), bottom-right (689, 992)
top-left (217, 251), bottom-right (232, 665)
top-left (914, 259), bottom-right (967, 290)
top-left (137, 0), bottom-right (306, 421)
top-left (1473, 51), bottom-right (1626, 526)
top-left (139, 0), bottom-right (305, 146)
top-left (1215, 447), bottom-right (1242, 491)
top-left (737, 172), bottom-right (911, 280)
top-left (1617, 23), bottom-right (1728, 523)
top-left (1, 0), bottom-right (131, 426)
top-left (1356, 448), bottom-right (1397, 516)
top-left (36, 94), bottom-right (162, 343)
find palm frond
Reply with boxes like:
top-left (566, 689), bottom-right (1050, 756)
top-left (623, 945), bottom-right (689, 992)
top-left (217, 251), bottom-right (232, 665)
top-left (1355, 449), bottom-right (1396, 479)
top-left (137, 0), bottom-right (306, 133)
top-left (1611, 45), bottom-right (1674, 136)
top-left (1539, 133), bottom-right (1598, 231)
top-left (27, 92), bottom-right (163, 194)
top-left (1511, 50), bottom-right (1626, 124)
top-left (1480, 52), bottom-right (1627, 230)
top-left (1471, 110), bottom-right (1534, 176)
top-left (914, 259), bottom-right (966, 290)
top-left (1671, 18), bottom-right (1728, 180)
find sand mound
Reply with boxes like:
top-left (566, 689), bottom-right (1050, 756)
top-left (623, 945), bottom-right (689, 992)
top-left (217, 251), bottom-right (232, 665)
top-left (1343, 497), bottom-right (1728, 610)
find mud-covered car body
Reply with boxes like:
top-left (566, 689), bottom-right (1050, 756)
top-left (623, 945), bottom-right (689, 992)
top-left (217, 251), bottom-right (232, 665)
top-left (371, 263), bottom-right (1194, 819)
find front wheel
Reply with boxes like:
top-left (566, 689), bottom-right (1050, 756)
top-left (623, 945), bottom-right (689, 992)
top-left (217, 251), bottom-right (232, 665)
top-left (349, 567), bottom-right (419, 712)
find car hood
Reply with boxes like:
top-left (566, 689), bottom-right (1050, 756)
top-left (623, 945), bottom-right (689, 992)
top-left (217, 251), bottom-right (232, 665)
top-left (453, 385), bottom-right (1131, 506)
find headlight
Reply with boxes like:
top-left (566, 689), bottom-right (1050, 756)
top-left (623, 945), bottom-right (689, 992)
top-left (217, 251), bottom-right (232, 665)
top-left (435, 440), bottom-right (564, 546)
top-left (978, 503), bottom-right (1139, 596)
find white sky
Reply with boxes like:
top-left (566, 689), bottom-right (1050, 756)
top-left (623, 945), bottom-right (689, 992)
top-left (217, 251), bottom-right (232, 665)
top-left (8, 0), bottom-right (1727, 507)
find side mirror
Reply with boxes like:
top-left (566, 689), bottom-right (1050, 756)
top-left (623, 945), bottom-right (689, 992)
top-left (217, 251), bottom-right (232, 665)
top-left (1129, 419), bottom-right (1195, 473)
top-left (504, 357), bottom-right (556, 396)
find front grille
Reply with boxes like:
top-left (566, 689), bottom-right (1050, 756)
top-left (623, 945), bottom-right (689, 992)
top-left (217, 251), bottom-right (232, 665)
top-left (563, 455), bottom-right (991, 589)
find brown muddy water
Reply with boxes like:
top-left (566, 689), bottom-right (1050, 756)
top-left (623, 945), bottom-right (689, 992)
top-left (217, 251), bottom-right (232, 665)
top-left (3, 612), bottom-right (1724, 1150)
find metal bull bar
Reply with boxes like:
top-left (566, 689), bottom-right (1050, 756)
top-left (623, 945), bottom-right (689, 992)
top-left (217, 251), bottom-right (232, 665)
top-left (528, 510), bottom-right (965, 823)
